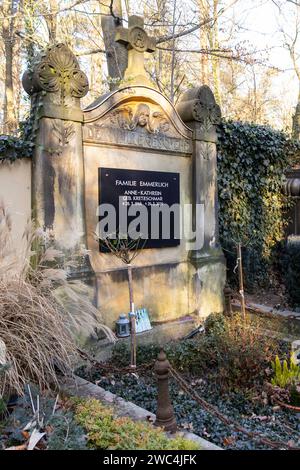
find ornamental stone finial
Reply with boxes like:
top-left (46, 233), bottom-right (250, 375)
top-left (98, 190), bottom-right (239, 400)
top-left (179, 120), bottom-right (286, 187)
top-left (21, 43), bottom-right (89, 261)
top-left (176, 85), bottom-right (221, 142)
top-left (22, 43), bottom-right (89, 119)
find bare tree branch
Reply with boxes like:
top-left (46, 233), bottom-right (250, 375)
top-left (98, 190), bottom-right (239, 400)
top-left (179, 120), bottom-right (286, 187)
top-left (76, 47), bottom-right (106, 56)
top-left (156, 19), bottom-right (212, 44)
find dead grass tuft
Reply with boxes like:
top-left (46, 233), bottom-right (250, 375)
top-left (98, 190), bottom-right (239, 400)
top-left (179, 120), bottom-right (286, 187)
top-left (0, 203), bottom-right (115, 396)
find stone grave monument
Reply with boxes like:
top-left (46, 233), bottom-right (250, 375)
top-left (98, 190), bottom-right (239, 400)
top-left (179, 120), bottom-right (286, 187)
top-left (22, 15), bottom-right (226, 330)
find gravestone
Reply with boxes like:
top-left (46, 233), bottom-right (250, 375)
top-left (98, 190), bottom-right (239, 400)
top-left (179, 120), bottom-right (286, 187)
top-left (23, 16), bottom-right (226, 330)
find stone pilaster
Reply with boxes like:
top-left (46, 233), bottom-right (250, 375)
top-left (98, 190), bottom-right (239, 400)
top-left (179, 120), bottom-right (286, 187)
top-left (177, 85), bottom-right (226, 318)
top-left (22, 43), bottom-right (91, 277)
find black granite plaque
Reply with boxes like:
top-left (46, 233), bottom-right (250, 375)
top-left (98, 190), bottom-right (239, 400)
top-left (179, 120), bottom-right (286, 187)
top-left (99, 167), bottom-right (180, 249)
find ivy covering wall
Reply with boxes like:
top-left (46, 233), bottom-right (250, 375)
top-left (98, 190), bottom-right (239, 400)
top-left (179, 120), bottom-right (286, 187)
top-left (217, 121), bottom-right (300, 289)
top-left (0, 134), bottom-right (33, 162)
top-left (0, 100), bottom-right (40, 163)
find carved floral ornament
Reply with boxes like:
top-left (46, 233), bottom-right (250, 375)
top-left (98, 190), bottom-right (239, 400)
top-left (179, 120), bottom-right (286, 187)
top-left (105, 103), bottom-right (171, 135)
top-left (128, 26), bottom-right (148, 52)
top-left (44, 120), bottom-right (75, 157)
top-left (193, 100), bottom-right (221, 128)
top-left (22, 43), bottom-right (89, 101)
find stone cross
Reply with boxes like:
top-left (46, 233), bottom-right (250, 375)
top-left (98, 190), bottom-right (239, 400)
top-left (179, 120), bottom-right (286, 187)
top-left (115, 15), bottom-right (156, 87)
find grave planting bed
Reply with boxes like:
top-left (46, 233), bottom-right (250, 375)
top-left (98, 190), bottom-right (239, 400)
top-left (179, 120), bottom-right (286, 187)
top-left (77, 363), bottom-right (300, 450)
top-left (76, 313), bottom-right (300, 450)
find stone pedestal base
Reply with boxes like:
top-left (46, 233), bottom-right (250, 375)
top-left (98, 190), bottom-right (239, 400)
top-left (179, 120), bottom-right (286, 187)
top-left (189, 254), bottom-right (226, 319)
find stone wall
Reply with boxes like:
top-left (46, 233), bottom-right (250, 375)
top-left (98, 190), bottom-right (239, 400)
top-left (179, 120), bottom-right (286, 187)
top-left (0, 159), bottom-right (31, 263)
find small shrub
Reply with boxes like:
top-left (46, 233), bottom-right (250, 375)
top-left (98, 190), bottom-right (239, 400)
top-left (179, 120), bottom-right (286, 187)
top-left (271, 354), bottom-right (300, 389)
top-left (204, 312), bottom-right (226, 335)
top-left (73, 398), bottom-right (200, 450)
top-left (110, 314), bottom-right (280, 391)
top-left (202, 314), bottom-right (281, 390)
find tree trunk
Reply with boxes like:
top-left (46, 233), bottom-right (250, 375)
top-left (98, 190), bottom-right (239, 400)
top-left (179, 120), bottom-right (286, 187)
top-left (100, 0), bottom-right (128, 88)
top-left (44, 0), bottom-right (58, 42)
top-left (2, 0), bottom-right (18, 134)
top-left (198, 0), bottom-right (209, 85)
top-left (210, 0), bottom-right (222, 106)
top-left (169, 0), bottom-right (177, 103)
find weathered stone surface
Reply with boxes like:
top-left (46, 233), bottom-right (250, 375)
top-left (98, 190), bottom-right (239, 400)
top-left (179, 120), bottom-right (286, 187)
top-left (0, 159), bottom-right (31, 271)
top-left (115, 15), bottom-right (156, 87)
top-left (22, 43), bottom-right (88, 107)
top-left (94, 263), bottom-right (192, 328)
top-left (177, 85), bottom-right (225, 314)
top-left (189, 261), bottom-right (226, 318)
top-left (83, 85), bottom-right (196, 326)
top-left (22, 35), bottom-right (225, 335)
top-left (176, 85), bottom-right (221, 143)
top-left (23, 44), bottom-right (90, 263)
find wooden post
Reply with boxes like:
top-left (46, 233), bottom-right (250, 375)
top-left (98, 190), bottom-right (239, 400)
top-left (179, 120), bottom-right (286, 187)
top-left (127, 264), bottom-right (136, 368)
top-left (224, 285), bottom-right (233, 316)
top-left (154, 350), bottom-right (177, 433)
top-left (237, 243), bottom-right (246, 320)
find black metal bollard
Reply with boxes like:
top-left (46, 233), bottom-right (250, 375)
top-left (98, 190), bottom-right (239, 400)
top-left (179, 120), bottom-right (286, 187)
top-left (154, 349), bottom-right (177, 433)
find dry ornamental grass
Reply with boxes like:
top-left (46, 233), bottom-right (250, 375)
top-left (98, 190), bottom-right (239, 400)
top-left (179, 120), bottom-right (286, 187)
top-left (0, 203), bottom-right (115, 397)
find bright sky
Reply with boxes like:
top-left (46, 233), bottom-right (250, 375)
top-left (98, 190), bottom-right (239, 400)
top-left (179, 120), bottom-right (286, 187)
top-left (236, 0), bottom-right (298, 102)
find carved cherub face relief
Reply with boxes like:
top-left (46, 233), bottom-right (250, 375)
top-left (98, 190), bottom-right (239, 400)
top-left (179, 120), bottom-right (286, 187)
top-left (135, 104), bottom-right (150, 127)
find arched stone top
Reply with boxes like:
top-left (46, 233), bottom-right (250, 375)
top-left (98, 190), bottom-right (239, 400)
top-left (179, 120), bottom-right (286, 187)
top-left (83, 86), bottom-right (193, 141)
top-left (176, 85), bottom-right (221, 128)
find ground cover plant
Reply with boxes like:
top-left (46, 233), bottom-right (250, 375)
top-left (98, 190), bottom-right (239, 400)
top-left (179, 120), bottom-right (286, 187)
top-left (0, 387), bottom-right (87, 450)
top-left (0, 391), bottom-right (199, 450)
top-left (73, 398), bottom-right (200, 450)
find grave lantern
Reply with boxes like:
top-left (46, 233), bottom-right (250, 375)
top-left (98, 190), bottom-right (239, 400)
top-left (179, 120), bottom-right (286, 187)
top-left (116, 314), bottom-right (130, 338)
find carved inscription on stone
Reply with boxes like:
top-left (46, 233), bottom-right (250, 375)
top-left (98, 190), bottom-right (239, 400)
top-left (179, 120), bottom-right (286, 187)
top-left (83, 124), bottom-right (192, 154)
